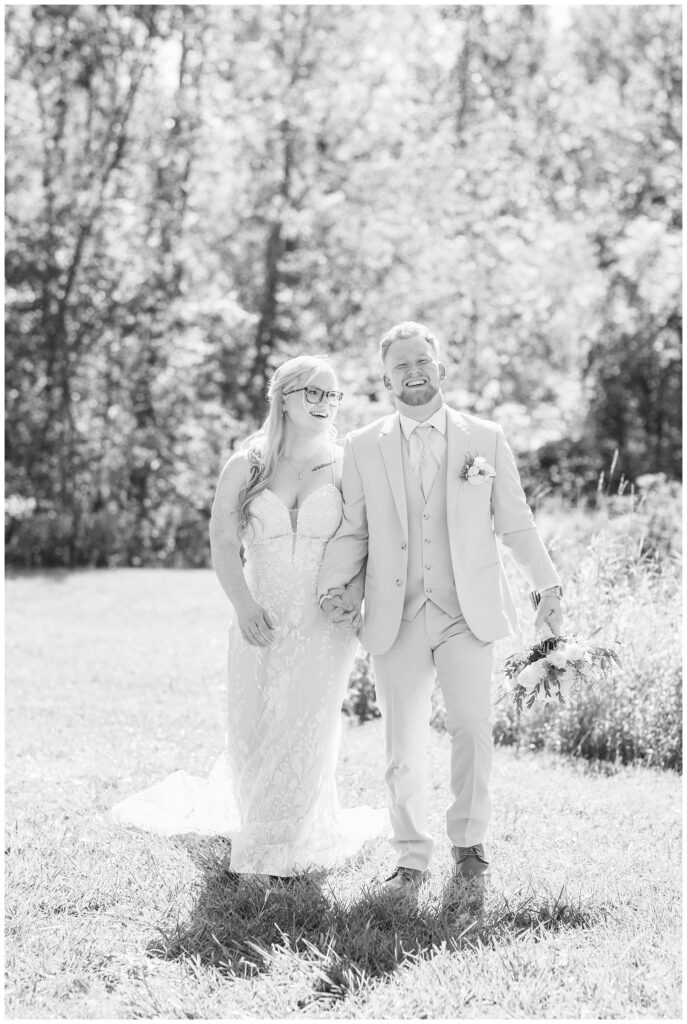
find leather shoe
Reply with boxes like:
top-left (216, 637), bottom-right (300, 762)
top-left (383, 866), bottom-right (427, 894)
top-left (452, 844), bottom-right (489, 882)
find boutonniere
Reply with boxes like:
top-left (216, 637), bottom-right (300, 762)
top-left (461, 452), bottom-right (496, 486)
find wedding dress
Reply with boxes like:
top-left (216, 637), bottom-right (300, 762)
top-left (111, 481), bottom-right (387, 874)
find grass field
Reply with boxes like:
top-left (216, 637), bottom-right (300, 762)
top-left (5, 569), bottom-right (682, 1019)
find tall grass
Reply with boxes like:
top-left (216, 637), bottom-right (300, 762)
top-left (347, 479), bottom-right (682, 771)
top-left (493, 477), bottom-right (681, 770)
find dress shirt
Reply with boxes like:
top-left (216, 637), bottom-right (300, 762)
top-left (399, 405), bottom-right (448, 443)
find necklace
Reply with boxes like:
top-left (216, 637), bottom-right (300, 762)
top-left (282, 451), bottom-right (318, 480)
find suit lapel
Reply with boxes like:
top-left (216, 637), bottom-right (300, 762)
top-left (379, 414), bottom-right (408, 536)
top-left (446, 408), bottom-right (471, 521)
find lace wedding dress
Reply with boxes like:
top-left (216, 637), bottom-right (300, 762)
top-left (111, 482), bottom-right (387, 874)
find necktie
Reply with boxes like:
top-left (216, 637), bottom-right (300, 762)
top-left (410, 424), bottom-right (439, 498)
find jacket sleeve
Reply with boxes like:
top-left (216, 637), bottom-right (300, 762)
top-left (317, 436), bottom-right (369, 599)
top-left (491, 426), bottom-right (561, 591)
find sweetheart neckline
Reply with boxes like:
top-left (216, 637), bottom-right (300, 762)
top-left (263, 483), bottom-right (340, 514)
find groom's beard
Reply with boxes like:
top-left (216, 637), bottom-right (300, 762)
top-left (394, 381), bottom-right (442, 408)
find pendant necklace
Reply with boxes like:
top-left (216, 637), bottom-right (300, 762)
top-left (283, 451), bottom-right (316, 480)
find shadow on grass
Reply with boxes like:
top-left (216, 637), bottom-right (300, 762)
top-left (146, 835), bottom-right (605, 1005)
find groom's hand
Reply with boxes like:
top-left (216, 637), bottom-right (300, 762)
top-left (323, 594), bottom-right (354, 625)
top-left (321, 588), bottom-right (346, 622)
top-left (337, 583), bottom-right (364, 634)
top-left (322, 587), bottom-right (361, 632)
top-left (534, 588), bottom-right (563, 638)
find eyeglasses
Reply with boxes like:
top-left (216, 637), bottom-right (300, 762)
top-left (284, 386), bottom-right (344, 406)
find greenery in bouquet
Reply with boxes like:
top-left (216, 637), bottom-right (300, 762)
top-left (501, 635), bottom-right (621, 717)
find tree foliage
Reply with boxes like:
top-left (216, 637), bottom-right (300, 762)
top-left (5, 4), bottom-right (681, 566)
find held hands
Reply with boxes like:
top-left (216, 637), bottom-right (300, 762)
top-left (321, 585), bottom-right (363, 634)
top-left (534, 590), bottom-right (564, 639)
top-left (236, 598), bottom-right (277, 647)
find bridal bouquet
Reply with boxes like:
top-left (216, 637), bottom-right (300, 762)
top-left (500, 634), bottom-right (621, 716)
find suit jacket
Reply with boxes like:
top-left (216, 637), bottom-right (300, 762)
top-left (318, 406), bottom-right (560, 655)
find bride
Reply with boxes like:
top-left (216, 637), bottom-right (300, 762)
top-left (111, 355), bottom-right (386, 876)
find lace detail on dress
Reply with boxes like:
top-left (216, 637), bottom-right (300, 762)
top-left (111, 482), bottom-right (387, 874)
top-left (227, 483), bottom-right (376, 873)
top-left (242, 485), bottom-right (342, 633)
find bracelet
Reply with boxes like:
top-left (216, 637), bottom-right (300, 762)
top-left (346, 582), bottom-right (364, 594)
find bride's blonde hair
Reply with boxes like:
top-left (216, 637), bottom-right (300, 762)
top-left (237, 354), bottom-right (338, 536)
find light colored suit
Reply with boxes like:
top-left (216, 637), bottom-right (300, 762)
top-left (319, 407), bottom-right (559, 652)
top-left (318, 405), bottom-right (560, 868)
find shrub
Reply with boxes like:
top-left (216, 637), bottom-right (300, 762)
top-left (342, 650), bottom-right (380, 723)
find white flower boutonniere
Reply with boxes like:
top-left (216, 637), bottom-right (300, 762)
top-left (461, 453), bottom-right (496, 486)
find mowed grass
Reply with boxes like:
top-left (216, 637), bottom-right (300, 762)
top-left (5, 569), bottom-right (682, 1019)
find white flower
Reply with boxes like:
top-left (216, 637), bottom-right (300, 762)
top-left (546, 647), bottom-right (568, 669)
top-left (462, 453), bottom-right (496, 485)
top-left (517, 660), bottom-right (546, 693)
top-left (564, 641), bottom-right (587, 662)
top-left (502, 634), bottom-right (620, 716)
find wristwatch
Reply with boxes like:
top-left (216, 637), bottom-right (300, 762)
top-left (529, 585), bottom-right (563, 610)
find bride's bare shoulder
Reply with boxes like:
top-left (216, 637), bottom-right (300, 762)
top-left (216, 448), bottom-right (257, 494)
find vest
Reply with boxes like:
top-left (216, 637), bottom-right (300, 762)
top-left (401, 436), bottom-right (462, 622)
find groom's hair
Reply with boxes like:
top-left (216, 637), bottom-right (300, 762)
top-left (379, 322), bottom-right (439, 362)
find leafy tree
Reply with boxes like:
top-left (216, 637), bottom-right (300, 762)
top-left (5, 4), bottom-right (681, 567)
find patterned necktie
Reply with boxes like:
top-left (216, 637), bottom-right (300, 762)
top-left (410, 423), bottom-right (440, 498)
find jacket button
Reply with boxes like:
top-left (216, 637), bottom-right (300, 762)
top-left (424, 538), bottom-right (431, 543)
top-left (423, 513), bottom-right (430, 519)
top-left (395, 579), bottom-right (402, 586)
top-left (426, 588), bottom-right (433, 594)
top-left (400, 543), bottom-right (407, 550)
top-left (425, 565), bottom-right (431, 570)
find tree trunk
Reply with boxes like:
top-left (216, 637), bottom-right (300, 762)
top-left (249, 125), bottom-right (294, 415)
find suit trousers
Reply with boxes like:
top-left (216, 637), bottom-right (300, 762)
top-left (372, 600), bottom-right (494, 871)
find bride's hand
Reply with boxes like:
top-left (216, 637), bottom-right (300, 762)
top-left (236, 600), bottom-right (277, 647)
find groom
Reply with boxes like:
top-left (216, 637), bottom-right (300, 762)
top-left (318, 322), bottom-right (563, 892)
